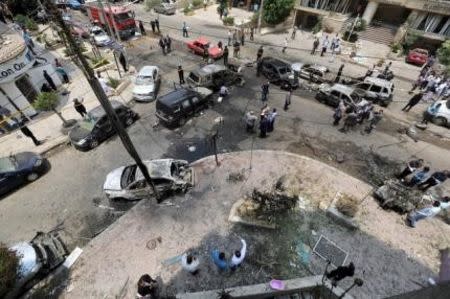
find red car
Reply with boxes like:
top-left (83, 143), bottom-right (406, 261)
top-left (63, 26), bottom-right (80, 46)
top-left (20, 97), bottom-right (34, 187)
top-left (406, 48), bottom-right (429, 66)
top-left (187, 37), bottom-right (223, 59)
top-left (70, 25), bottom-right (90, 39)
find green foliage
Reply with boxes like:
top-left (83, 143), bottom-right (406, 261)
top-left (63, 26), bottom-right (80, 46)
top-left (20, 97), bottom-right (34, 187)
top-left (343, 31), bottom-right (358, 43)
top-left (63, 45), bottom-right (87, 57)
top-left (0, 244), bottom-right (19, 298)
top-left (312, 18), bottom-right (322, 34)
top-left (402, 30), bottom-right (421, 53)
top-left (144, 0), bottom-right (162, 12)
top-left (391, 43), bottom-right (401, 53)
top-left (183, 3), bottom-right (193, 14)
top-left (108, 78), bottom-right (120, 89)
top-left (354, 18), bottom-right (366, 32)
top-left (192, 0), bottom-right (203, 8)
top-left (14, 14), bottom-right (38, 31)
top-left (6, 0), bottom-right (38, 16)
top-left (437, 39), bottom-right (450, 66)
top-left (222, 16), bottom-right (234, 26)
top-left (263, 0), bottom-right (295, 25)
top-left (34, 92), bottom-right (59, 111)
top-left (91, 57), bottom-right (109, 69)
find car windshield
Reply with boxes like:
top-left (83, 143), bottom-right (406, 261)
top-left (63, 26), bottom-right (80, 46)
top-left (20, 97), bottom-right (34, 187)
top-left (188, 72), bottom-right (200, 83)
top-left (114, 12), bottom-right (132, 22)
top-left (121, 165), bottom-right (137, 188)
top-left (0, 156), bottom-right (18, 172)
top-left (136, 75), bottom-right (153, 85)
top-left (92, 29), bottom-right (104, 36)
top-left (79, 119), bottom-right (96, 131)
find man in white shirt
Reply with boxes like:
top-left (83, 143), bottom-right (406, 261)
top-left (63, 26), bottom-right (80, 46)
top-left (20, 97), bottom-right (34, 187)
top-left (407, 201), bottom-right (442, 228)
top-left (181, 253), bottom-right (200, 275)
top-left (230, 238), bottom-right (247, 271)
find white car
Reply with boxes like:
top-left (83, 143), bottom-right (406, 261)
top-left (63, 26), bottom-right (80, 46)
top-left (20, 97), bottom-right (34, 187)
top-left (90, 26), bottom-right (111, 46)
top-left (424, 100), bottom-right (450, 127)
top-left (103, 159), bottom-right (194, 200)
top-left (132, 66), bottom-right (161, 102)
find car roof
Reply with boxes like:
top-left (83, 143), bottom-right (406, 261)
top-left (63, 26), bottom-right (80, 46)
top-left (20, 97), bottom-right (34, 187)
top-left (263, 57), bottom-right (289, 67)
top-left (332, 84), bottom-right (355, 95)
top-left (364, 77), bottom-right (393, 88)
top-left (158, 88), bottom-right (195, 106)
top-left (138, 66), bottom-right (158, 76)
top-left (306, 64), bottom-right (328, 72)
top-left (194, 37), bottom-right (209, 45)
top-left (136, 159), bottom-right (178, 180)
top-left (88, 100), bottom-right (124, 118)
top-left (196, 64), bottom-right (227, 75)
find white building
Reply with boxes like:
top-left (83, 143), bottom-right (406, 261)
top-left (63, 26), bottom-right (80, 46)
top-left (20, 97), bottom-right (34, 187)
top-left (0, 23), bottom-right (61, 130)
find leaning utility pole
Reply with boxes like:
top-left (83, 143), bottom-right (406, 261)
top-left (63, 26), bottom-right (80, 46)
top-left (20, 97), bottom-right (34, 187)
top-left (257, 0), bottom-right (264, 34)
top-left (43, 0), bottom-right (160, 202)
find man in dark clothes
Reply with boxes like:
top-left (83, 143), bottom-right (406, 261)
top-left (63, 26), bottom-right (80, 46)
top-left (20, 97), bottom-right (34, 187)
top-left (73, 98), bottom-right (87, 118)
top-left (155, 18), bottom-right (160, 33)
top-left (203, 46), bottom-right (209, 62)
top-left (137, 274), bottom-right (158, 298)
top-left (257, 46), bottom-right (263, 61)
top-left (259, 115), bottom-right (269, 138)
top-left (397, 159), bottom-right (424, 179)
top-left (250, 27), bottom-right (254, 41)
top-left (340, 111), bottom-right (357, 133)
top-left (150, 20), bottom-right (156, 33)
top-left (417, 171), bottom-right (450, 191)
top-left (311, 37), bottom-right (319, 55)
top-left (139, 21), bottom-right (146, 35)
top-left (335, 64), bottom-right (344, 83)
top-left (240, 31), bottom-right (245, 46)
top-left (256, 58), bottom-right (262, 77)
top-left (326, 262), bottom-right (355, 286)
top-left (119, 52), bottom-right (128, 72)
top-left (43, 70), bottom-right (57, 91)
top-left (20, 125), bottom-right (42, 146)
top-left (178, 65), bottom-right (185, 85)
top-left (284, 89), bottom-right (292, 111)
top-left (402, 92), bottom-right (423, 112)
top-left (41, 83), bottom-right (52, 93)
top-left (261, 82), bottom-right (269, 102)
top-left (223, 46), bottom-right (229, 66)
top-left (165, 35), bottom-right (172, 53)
top-left (159, 37), bottom-right (166, 55)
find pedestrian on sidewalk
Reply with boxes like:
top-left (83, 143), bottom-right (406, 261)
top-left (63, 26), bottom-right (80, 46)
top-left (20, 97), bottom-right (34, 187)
top-left (218, 6), bottom-right (223, 19)
top-left (259, 115), bottom-right (269, 138)
top-left (335, 64), bottom-right (344, 83)
top-left (182, 22), bottom-right (189, 37)
top-left (223, 46), bottom-right (229, 66)
top-left (291, 26), bottom-right (296, 40)
top-left (311, 37), bottom-right (319, 55)
top-left (257, 46), bottom-right (264, 61)
top-left (245, 111), bottom-right (257, 133)
top-left (165, 35), bottom-right (172, 53)
top-left (139, 20), bottom-right (146, 35)
top-left (211, 250), bottom-right (228, 271)
top-left (402, 91), bottom-right (423, 112)
top-left (43, 70), bottom-right (57, 91)
top-left (406, 166), bottom-right (430, 187)
top-left (181, 253), bottom-right (200, 275)
top-left (320, 35), bottom-right (329, 57)
top-left (397, 159), bottom-right (424, 180)
top-left (240, 30), bottom-right (245, 46)
top-left (159, 37), bottom-right (166, 55)
top-left (73, 98), bottom-right (87, 118)
top-left (364, 109), bottom-right (383, 134)
top-left (232, 30), bottom-right (237, 44)
top-left (178, 65), bottom-right (185, 85)
top-left (56, 66), bottom-right (70, 84)
top-left (410, 74), bottom-right (426, 93)
top-left (250, 26), bottom-right (254, 41)
top-left (333, 100), bottom-right (345, 126)
top-left (230, 238), bottom-right (247, 271)
top-left (417, 171), bottom-right (450, 191)
top-left (203, 0), bottom-right (208, 11)
top-left (54, 58), bottom-right (62, 68)
top-left (284, 89), bottom-right (292, 111)
top-left (233, 41), bottom-right (240, 58)
top-left (407, 200), bottom-right (442, 228)
top-left (20, 125), bottom-right (42, 146)
top-left (261, 81), bottom-right (269, 102)
top-left (155, 18), bottom-right (160, 33)
top-left (282, 36), bottom-right (288, 53)
top-left (267, 108), bottom-right (277, 132)
top-left (137, 274), bottom-right (158, 298)
top-left (217, 40), bottom-right (223, 50)
top-left (150, 20), bottom-right (156, 33)
top-left (119, 52), bottom-right (128, 72)
top-left (227, 29), bottom-right (232, 46)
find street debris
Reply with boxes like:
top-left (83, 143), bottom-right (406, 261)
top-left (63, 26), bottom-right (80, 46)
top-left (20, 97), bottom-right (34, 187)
top-left (63, 247), bottom-right (83, 269)
top-left (335, 194), bottom-right (359, 218)
top-left (227, 170), bottom-right (245, 183)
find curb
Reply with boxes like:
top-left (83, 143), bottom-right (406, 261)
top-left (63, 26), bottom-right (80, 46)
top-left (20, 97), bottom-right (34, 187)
top-left (39, 135), bottom-right (70, 156)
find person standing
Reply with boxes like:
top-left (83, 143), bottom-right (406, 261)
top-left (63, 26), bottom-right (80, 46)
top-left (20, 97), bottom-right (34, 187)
top-left (282, 36), bottom-right (288, 53)
top-left (232, 30), bottom-right (237, 44)
top-left (340, 111), bottom-right (357, 133)
top-left (154, 18), bottom-right (160, 33)
top-left (20, 125), bottom-right (42, 146)
top-left (23, 28), bottom-right (36, 55)
top-left (240, 30), bottom-right (245, 46)
top-left (407, 201), bottom-right (442, 227)
top-left (333, 100), bottom-right (345, 126)
top-left (43, 70), bottom-right (57, 91)
top-left (284, 89), bottom-right (292, 111)
top-left (250, 26), bottom-right (254, 41)
top-left (182, 22), bottom-right (188, 37)
top-left (397, 159), bottom-right (424, 179)
top-left (233, 41), bottom-right (240, 58)
top-left (402, 91), bottom-right (423, 112)
top-left (150, 20), bottom-right (156, 33)
top-left (178, 65), bottom-right (185, 85)
top-left (223, 46), bottom-right (229, 66)
top-left (139, 20), bottom-right (146, 35)
top-left (73, 98), bottom-right (87, 118)
top-left (203, 46), bottom-right (209, 62)
top-left (335, 64), bottom-right (344, 83)
top-left (119, 52), bottom-right (128, 72)
top-left (320, 35), bottom-right (329, 57)
top-left (159, 37), bottom-right (166, 55)
top-left (211, 250), bottom-right (228, 271)
top-left (291, 26), bottom-right (296, 40)
top-left (417, 171), bottom-right (450, 191)
top-left (245, 111), bottom-right (257, 133)
top-left (54, 58), bottom-right (62, 68)
top-left (203, 0), bottom-right (208, 11)
top-left (267, 108), bottom-right (277, 132)
top-left (261, 81), bottom-right (269, 102)
top-left (218, 6), bottom-right (223, 19)
top-left (259, 115), bottom-right (269, 138)
top-left (56, 65), bottom-right (70, 84)
top-left (181, 253), bottom-right (200, 275)
top-left (227, 29), bottom-right (232, 46)
top-left (311, 37), bottom-right (319, 55)
top-left (230, 238), bottom-right (247, 271)
top-left (165, 35), bottom-right (172, 53)
top-left (257, 46), bottom-right (264, 61)
top-left (217, 40), bottom-right (223, 50)
top-left (364, 109), bottom-right (383, 134)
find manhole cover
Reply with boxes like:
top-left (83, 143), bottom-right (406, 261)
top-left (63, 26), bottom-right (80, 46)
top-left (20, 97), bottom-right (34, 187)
top-left (313, 235), bottom-right (348, 267)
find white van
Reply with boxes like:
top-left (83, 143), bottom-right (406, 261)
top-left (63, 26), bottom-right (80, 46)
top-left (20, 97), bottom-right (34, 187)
top-left (424, 100), bottom-right (450, 127)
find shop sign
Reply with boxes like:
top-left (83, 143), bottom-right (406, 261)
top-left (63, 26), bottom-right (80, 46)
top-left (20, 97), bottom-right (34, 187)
top-left (0, 50), bottom-right (35, 83)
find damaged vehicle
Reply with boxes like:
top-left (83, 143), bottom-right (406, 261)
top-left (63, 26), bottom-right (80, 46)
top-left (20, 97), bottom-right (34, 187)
top-left (260, 57), bottom-right (299, 90)
top-left (103, 159), bottom-right (195, 200)
top-left (3, 232), bottom-right (68, 299)
top-left (186, 64), bottom-right (245, 91)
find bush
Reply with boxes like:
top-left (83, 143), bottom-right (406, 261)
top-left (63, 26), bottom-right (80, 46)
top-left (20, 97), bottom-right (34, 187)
top-left (14, 14), bottom-right (38, 31)
top-left (391, 43), bottom-right (401, 53)
top-left (0, 244), bottom-right (19, 298)
top-left (144, 0), bottom-right (161, 12)
top-left (34, 91), bottom-right (59, 111)
top-left (108, 78), bottom-right (120, 89)
top-left (183, 4), bottom-right (192, 14)
top-left (402, 30), bottom-right (421, 53)
top-left (343, 31), bottom-right (358, 43)
top-left (335, 194), bottom-right (359, 218)
top-left (91, 57), bottom-right (109, 69)
top-left (192, 0), bottom-right (202, 8)
top-left (354, 18), bottom-right (367, 32)
top-left (438, 40), bottom-right (450, 66)
top-left (222, 16), bottom-right (234, 26)
top-left (263, 0), bottom-right (295, 25)
top-left (312, 18), bottom-right (322, 34)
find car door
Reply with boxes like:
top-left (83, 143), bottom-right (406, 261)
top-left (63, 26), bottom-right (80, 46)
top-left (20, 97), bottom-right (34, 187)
top-left (181, 98), bottom-right (194, 117)
top-left (355, 82), bottom-right (372, 99)
top-left (126, 179), bottom-right (151, 199)
top-left (212, 70), bottom-right (226, 89)
top-left (193, 42), bottom-right (202, 54)
top-left (95, 116), bottom-right (113, 140)
top-left (329, 90), bottom-right (341, 106)
top-left (369, 84), bottom-right (382, 101)
top-left (0, 172), bottom-right (20, 195)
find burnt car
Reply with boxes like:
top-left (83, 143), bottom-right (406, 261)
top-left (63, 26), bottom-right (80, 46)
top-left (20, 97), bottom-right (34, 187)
top-left (259, 57), bottom-right (299, 89)
top-left (292, 62), bottom-right (331, 83)
top-left (69, 100), bottom-right (138, 151)
top-left (103, 159), bottom-right (194, 200)
top-left (315, 84), bottom-right (364, 107)
top-left (155, 87), bottom-right (213, 127)
top-left (186, 64), bottom-right (245, 91)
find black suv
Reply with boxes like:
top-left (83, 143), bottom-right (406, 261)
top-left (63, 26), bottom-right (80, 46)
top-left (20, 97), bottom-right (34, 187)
top-left (259, 57), bottom-right (299, 90)
top-left (69, 100), bottom-right (138, 151)
top-left (155, 87), bottom-right (212, 127)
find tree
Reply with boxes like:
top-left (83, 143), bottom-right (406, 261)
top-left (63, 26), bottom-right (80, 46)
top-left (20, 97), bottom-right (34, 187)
top-left (144, 0), bottom-right (161, 12)
top-left (262, 0), bottom-right (295, 26)
top-left (6, 0), bottom-right (39, 16)
top-left (437, 39), bottom-right (450, 66)
top-left (0, 243), bottom-right (19, 298)
top-left (33, 92), bottom-right (73, 127)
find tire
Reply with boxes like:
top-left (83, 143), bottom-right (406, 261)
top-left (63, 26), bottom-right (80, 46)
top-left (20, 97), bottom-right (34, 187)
top-left (27, 173), bottom-right (39, 182)
top-left (433, 117), bottom-right (447, 127)
top-left (125, 117), bottom-right (134, 126)
top-left (178, 117), bottom-right (187, 127)
top-left (90, 140), bottom-right (99, 149)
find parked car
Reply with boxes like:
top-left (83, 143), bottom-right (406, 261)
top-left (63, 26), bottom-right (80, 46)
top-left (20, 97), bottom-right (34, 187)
top-left (187, 37), bottom-right (223, 59)
top-left (70, 24), bottom-right (90, 39)
top-left (0, 152), bottom-right (48, 196)
top-left (315, 84), bottom-right (364, 107)
top-left (55, 0), bottom-right (82, 9)
top-left (186, 64), bottom-right (245, 91)
top-left (406, 48), bottom-right (429, 66)
top-left (153, 2), bottom-right (176, 14)
top-left (292, 62), bottom-right (331, 84)
top-left (69, 101), bottom-right (139, 151)
top-left (423, 100), bottom-right (450, 127)
top-left (90, 26), bottom-right (111, 46)
top-left (352, 77), bottom-right (394, 107)
top-left (4, 232), bottom-right (68, 299)
top-left (132, 66), bottom-right (161, 102)
top-left (103, 159), bottom-right (194, 200)
top-left (260, 57), bottom-right (299, 90)
top-left (155, 87), bottom-right (213, 127)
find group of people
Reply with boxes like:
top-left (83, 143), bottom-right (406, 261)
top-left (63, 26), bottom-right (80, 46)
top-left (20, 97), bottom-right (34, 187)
top-left (245, 105), bottom-right (277, 138)
top-left (158, 35), bottom-right (172, 55)
top-left (311, 34), bottom-right (341, 58)
top-left (333, 99), bottom-right (383, 135)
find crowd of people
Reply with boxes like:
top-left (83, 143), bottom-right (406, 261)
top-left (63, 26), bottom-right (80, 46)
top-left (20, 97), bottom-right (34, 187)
top-left (333, 99), bottom-right (384, 135)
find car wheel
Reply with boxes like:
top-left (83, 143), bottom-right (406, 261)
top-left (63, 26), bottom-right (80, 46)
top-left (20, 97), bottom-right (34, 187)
top-left (90, 140), bottom-right (99, 148)
top-left (125, 117), bottom-right (134, 126)
top-left (178, 117), bottom-right (187, 126)
top-left (433, 117), bottom-right (447, 127)
top-left (27, 172), bottom-right (39, 182)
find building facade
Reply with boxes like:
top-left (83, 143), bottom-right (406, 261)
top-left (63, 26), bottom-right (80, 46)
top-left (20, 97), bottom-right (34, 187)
top-left (0, 24), bottom-right (61, 132)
